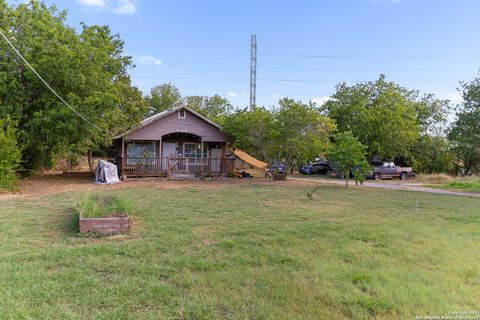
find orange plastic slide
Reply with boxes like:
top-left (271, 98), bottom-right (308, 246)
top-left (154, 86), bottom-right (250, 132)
top-left (234, 149), bottom-right (268, 169)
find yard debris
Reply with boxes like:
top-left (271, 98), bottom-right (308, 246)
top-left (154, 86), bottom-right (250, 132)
top-left (95, 160), bottom-right (120, 184)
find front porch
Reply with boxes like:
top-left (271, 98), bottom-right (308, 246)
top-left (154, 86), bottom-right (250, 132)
top-left (120, 156), bottom-right (235, 179)
top-left (117, 133), bottom-right (233, 179)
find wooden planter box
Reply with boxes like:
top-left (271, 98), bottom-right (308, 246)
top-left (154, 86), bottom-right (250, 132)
top-left (79, 214), bottom-right (129, 234)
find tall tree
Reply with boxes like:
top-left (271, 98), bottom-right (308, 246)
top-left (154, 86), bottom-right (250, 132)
top-left (448, 74), bottom-right (480, 174)
top-left (409, 95), bottom-right (452, 173)
top-left (146, 83), bottom-right (182, 116)
top-left (0, 1), bottom-right (146, 173)
top-left (185, 94), bottom-right (233, 125)
top-left (271, 98), bottom-right (335, 178)
top-left (224, 99), bottom-right (335, 178)
top-left (0, 116), bottom-right (21, 191)
top-left (222, 106), bottom-right (274, 161)
top-left (322, 75), bottom-right (443, 161)
top-left (410, 135), bottom-right (453, 173)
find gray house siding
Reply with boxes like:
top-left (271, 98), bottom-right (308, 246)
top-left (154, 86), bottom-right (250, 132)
top-left (127, 109), bottom-right (228, 142)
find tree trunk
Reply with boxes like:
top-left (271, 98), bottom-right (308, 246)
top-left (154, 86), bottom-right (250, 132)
top-left (87, 151), bottom-right (95, 174)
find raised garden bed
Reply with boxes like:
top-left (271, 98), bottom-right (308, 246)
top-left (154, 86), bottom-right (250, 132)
top-left (74, 195), bottom-right (130, 235)
top-left (79, 214), bottom-right (129, 234)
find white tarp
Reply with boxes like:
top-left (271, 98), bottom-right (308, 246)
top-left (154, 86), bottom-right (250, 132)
top-left (95, 160), bottom-right (120, 184)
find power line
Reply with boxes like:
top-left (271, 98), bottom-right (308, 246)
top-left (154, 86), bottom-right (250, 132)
top-left (259, 53), bottom-right (353, 59)
top-left (176, 79), bottom-right (248, 87)
top-left (258, 65), bottom-right (456, 71)
top-left (160, 55), bottom-right (248, 66)
top-left (257, 78), bottom-right (455, 83)
top-left (257, 92), bottom-right (330, 97)
top-left (134, 67), bottom-right (247, 78)
top-left (0, 29), bottom-right (104, 132)
top-left (258, 53), bottom-right (477, 60)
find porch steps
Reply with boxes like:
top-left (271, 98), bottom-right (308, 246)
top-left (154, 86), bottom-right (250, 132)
top-left (168, 173), bottom-right (196, 180)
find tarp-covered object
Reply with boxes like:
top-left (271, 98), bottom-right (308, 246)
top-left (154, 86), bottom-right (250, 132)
top-left (95, 160), bottom-right (120, 184)
top-left (234, 149), bottom-right (268, 169)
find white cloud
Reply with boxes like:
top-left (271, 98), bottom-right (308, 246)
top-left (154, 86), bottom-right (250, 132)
top-left (442, 92), bottom-right (463, 105)
top-left (311, 96), bottom-right (332, 106)
top-left (227, 91), bottom-right (239, 98)
top-left (138, 55), bottom-right (162, 66)
top-left (76, 0), bottom-right (137, 14)
top-left (77, 0), bottom-right (105, 6)
top-left (113, 0), bottom-right (137, 14)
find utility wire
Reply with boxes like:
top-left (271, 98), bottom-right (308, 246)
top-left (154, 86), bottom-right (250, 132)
top-left (176, 79), bottom-right (248, 87)
top-left (160, 55), bottom-right (248, 66)
top-left (257, 92), bottom-right (330, 97)
top-left (259, 53), bottom-right (353, 59)
top-left (258, 65), bottom-right (455, 71)
top-left (0, 29), bottom-right (104, 132)
top-left (257, 78), bottom-right (453, 83)
top-left (258, 53), bottom-right (476, 59)
top-left (134, 67), bottom-right (248, 78)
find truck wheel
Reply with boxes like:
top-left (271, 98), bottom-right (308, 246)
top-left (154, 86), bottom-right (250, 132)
top-left (373, 173), bottom-right (381, 181)
top-left (400, 172), bottom-right (407, 181)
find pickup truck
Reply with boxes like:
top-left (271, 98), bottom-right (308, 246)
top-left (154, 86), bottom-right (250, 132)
top-left (370, 161), bottom-right (415, 181)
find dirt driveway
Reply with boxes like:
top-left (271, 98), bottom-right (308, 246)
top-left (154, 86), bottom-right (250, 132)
top-left (0, 171), bottom-right (292, 200)
top-left (288, 176), bottom-right (480, 198)
top-left (2, 172), bottom-right (478, 200)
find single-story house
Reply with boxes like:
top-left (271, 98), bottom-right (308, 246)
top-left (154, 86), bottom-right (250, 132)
top-left (113, 105), bottom-right (234, 179)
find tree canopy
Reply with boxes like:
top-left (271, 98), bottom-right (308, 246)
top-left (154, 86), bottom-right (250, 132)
top-left (322, 75), bottom-right (448, 161)
top-left (448, 73), bottom-right (480, 174)
top-left (185, 94), bottom-right (233, 125)
top-left (0, 116), bottom-right (21, 191)
top-left (223, 99), bottom-right (335, 178)
top-left (0, 0), bottom-right (146, 172)
top-left (327, 131), bottom-right (369, 188)
top-left (146, 83), bottom-right (182, 116)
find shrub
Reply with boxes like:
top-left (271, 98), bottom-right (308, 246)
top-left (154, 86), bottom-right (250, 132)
top-left (0, 117), bottom-right (21, 192)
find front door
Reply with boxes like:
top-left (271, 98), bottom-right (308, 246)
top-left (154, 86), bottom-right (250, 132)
top-left (210, 148), bottom-right (222, 173)
top-left (162, 142), bottom-right (176, 171)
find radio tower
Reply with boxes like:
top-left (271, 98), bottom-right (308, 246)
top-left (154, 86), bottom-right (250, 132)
top-left (249, 34), bottom-right (257, 110)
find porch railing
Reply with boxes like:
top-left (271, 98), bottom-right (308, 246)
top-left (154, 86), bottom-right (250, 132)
top-left (120, 157), bottom-right (234, 177)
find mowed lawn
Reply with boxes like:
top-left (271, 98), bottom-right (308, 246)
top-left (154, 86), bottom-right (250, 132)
top-left (0, 181), bottom-right (479, 319)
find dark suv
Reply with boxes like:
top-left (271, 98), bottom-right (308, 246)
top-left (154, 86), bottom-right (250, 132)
top-left (299, 162), bottom-right (331, 175)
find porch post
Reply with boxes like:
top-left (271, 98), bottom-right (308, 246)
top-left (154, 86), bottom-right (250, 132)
top-left (200, 137), bottom-right (204, 174)
top-left (159, 137), bottom-right (162, 171)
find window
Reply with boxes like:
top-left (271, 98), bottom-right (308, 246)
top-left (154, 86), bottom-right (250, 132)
top-left (127, 141), bottom-right (155, 164)
top-left (178, 109), bottom-right (186, 119)
top-left (183, 143), bottom-right (208, 159)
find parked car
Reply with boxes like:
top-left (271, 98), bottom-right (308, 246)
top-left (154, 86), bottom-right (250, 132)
top-left (369, 161), bottom-right (415, 181)
top-left (299, 162), bottom-right (331, 175)
top-left (265, 162), bottom-right (285, 178)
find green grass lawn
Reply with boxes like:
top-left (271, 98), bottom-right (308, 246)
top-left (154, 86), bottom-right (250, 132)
top-left (0, 182), bottom-right (479, 319)
top-left (442, 179), bottom-right (480, 192)
top-left (414, 174), bottom-right (480, 193)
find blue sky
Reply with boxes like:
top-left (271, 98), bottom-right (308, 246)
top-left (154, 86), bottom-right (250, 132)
top-left (11, 0), bottom-right (480, 108)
